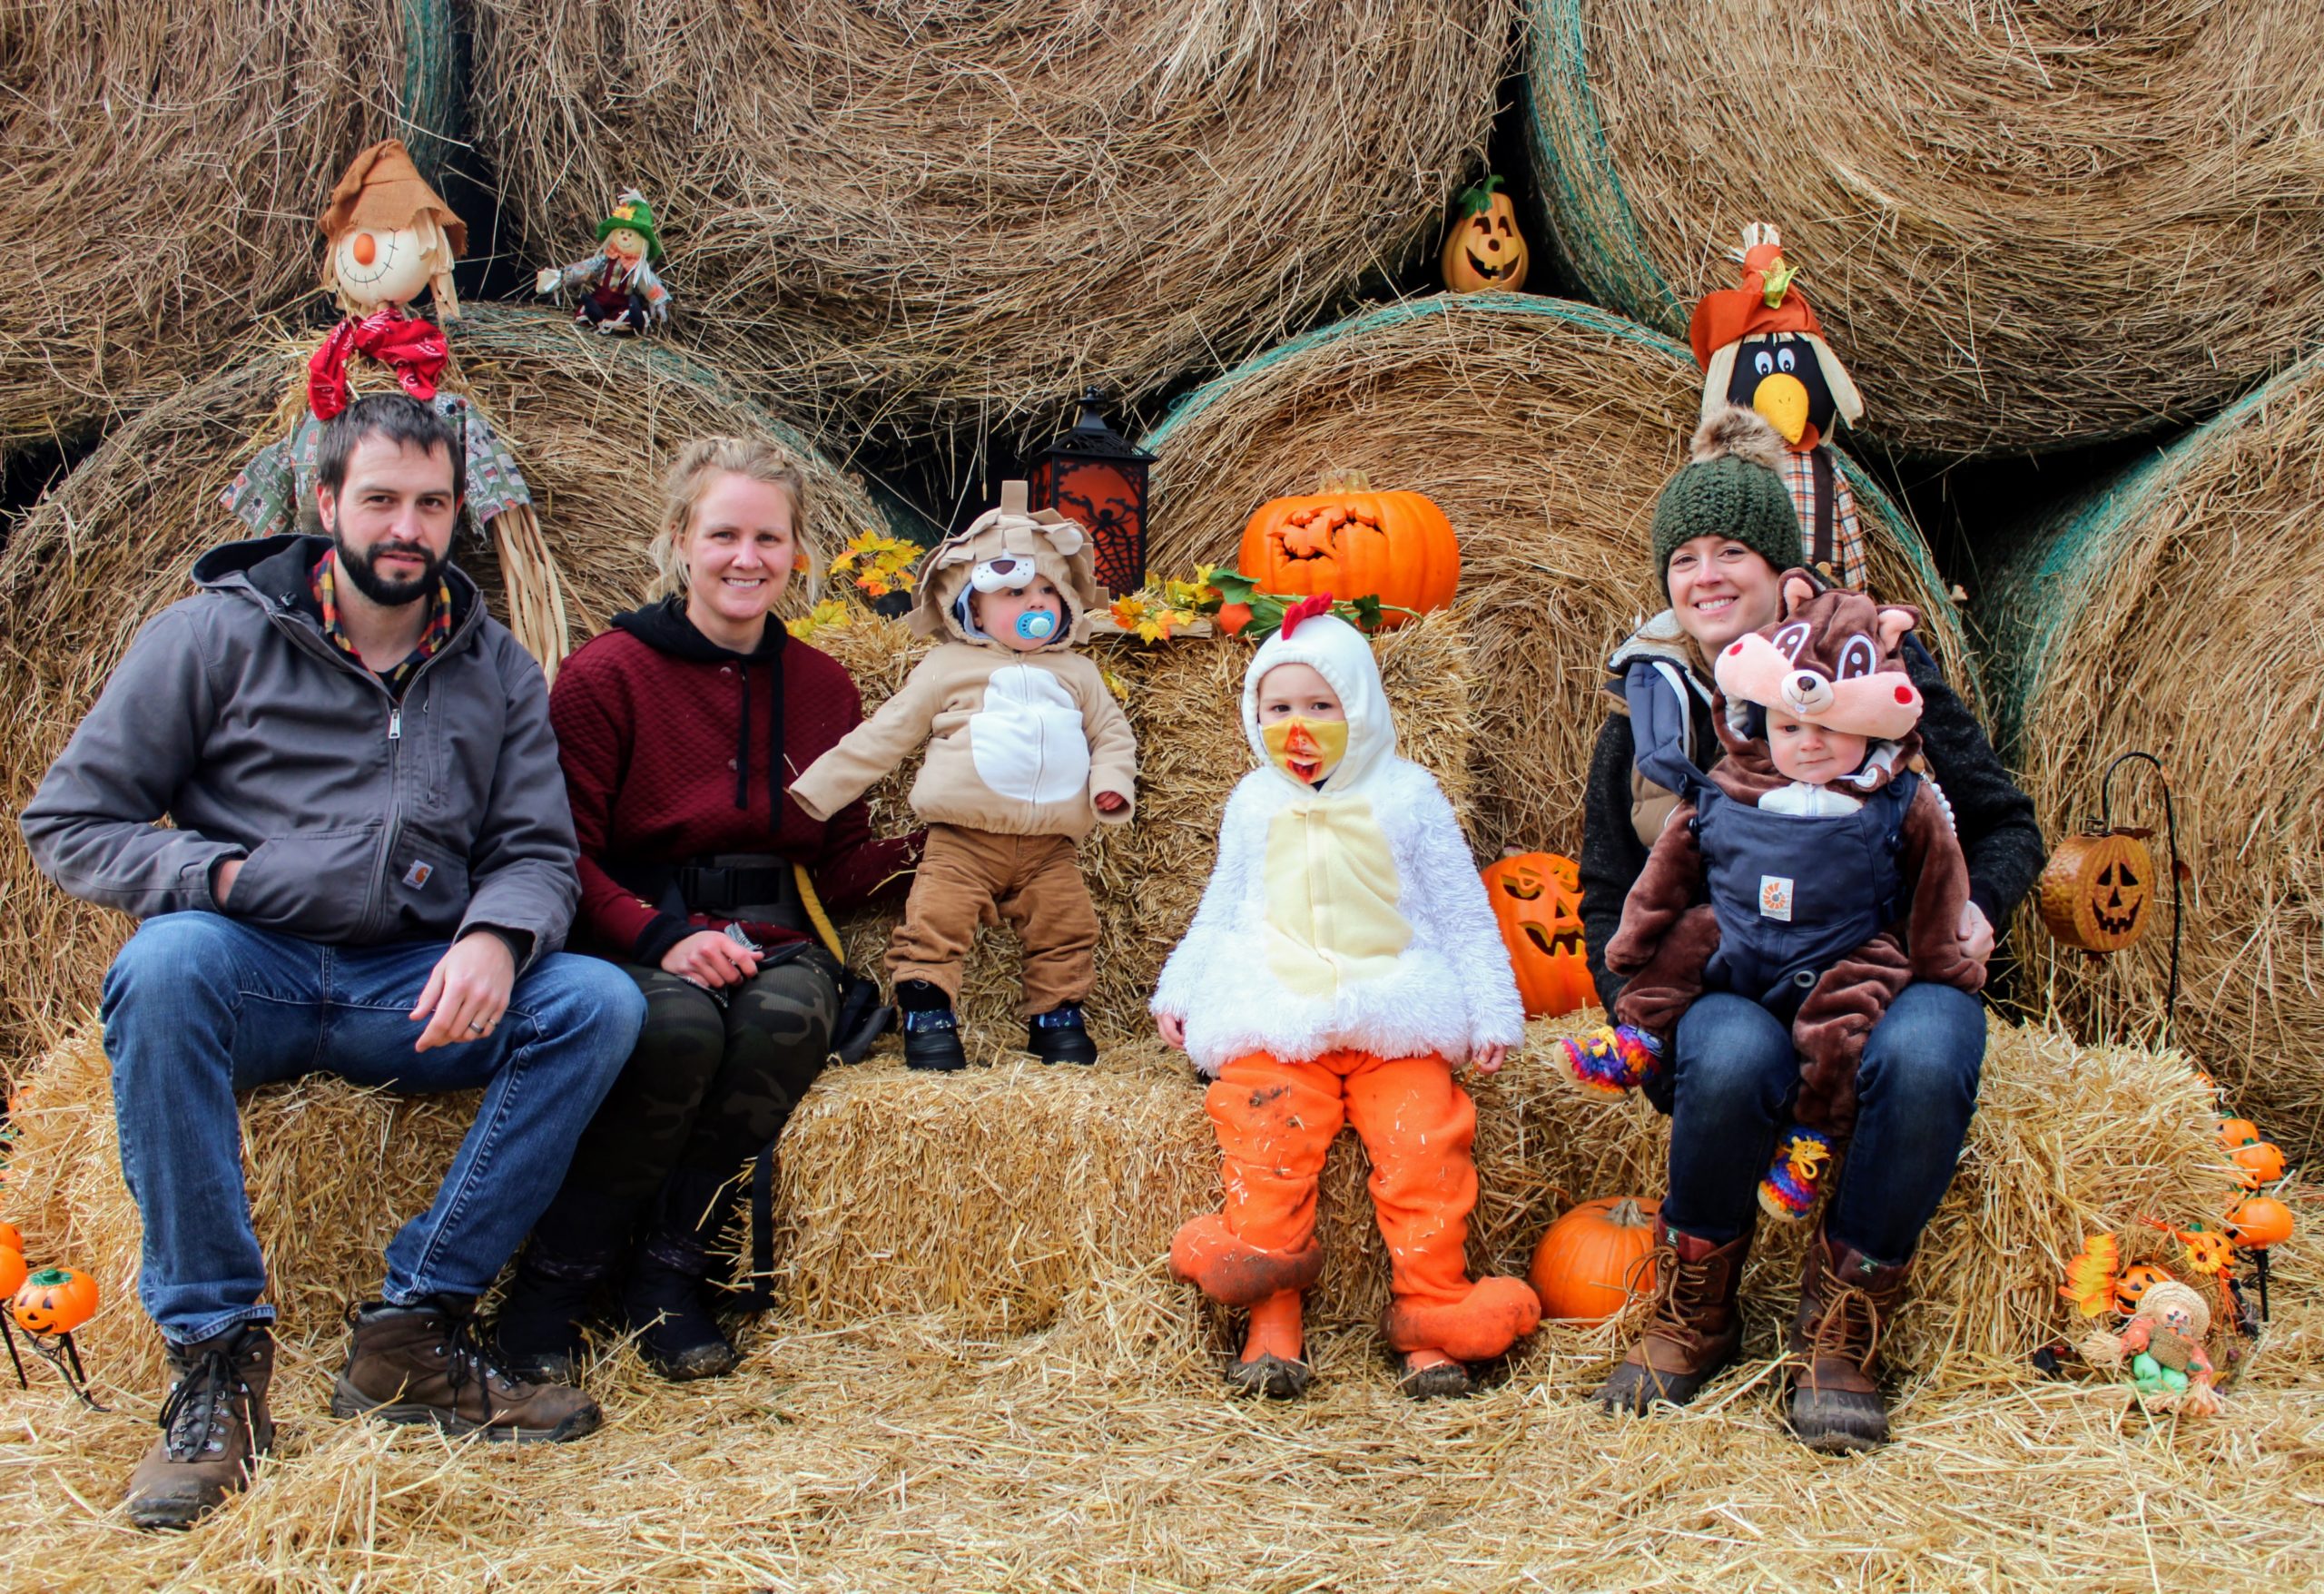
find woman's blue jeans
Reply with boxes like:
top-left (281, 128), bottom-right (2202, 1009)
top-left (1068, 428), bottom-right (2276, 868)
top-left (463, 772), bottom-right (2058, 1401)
top-left (1662, 982), bottom-right (1985, 1264)
top-left (99, 913), bottom-right (645, 1345)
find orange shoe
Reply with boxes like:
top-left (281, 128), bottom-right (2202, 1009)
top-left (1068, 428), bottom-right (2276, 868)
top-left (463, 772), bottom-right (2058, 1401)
top-left (1226, 1290), bottom-right (1310, 1399)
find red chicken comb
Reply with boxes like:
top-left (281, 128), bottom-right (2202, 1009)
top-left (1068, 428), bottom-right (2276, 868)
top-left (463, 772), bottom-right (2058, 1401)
top-left (1279, 592), bottom-right (1334, 638)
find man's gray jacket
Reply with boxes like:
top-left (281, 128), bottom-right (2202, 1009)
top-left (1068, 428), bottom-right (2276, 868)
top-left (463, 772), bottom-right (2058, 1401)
top-left (21, 535), bottom-right (578, 968)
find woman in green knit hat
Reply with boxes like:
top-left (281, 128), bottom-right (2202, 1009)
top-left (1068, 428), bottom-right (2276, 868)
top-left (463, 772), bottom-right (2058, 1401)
top-left (1570, 405), bottom-right (2044, 1453)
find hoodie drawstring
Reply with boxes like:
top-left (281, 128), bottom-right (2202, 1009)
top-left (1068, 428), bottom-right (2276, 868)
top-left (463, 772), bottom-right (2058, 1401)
top-left (733, 660), bottom-right (787, 830)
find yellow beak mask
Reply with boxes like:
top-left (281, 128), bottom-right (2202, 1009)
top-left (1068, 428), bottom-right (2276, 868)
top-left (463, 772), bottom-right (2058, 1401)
top-left (1262, 716), bottom-right (1350, 786)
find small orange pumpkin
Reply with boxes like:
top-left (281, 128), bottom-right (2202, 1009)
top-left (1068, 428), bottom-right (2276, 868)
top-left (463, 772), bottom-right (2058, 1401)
top-left (1236, 475), bottom-right (1458, 627)
top-left (2113, 1263), bottom-right (2174, 1314)
top-left (0, 1221), bottom-right (20, 1254)
top-left (0, 1248), bottom-right (23, 1300)
top-left (2230, 1140), bottom-right (2287, 1188)
top-left (1529, 1196), bottom-right (1659, 1323)
top-left (2219, 1117), bottom-right (2261, 1150)
top-left (1480, 852), bottom-right (1595, 1018)
top-left (2225, 1195), bottom-right (2295, 1249)
top-left (2036, 829), bottom-right (2155, 952)
top-left (12, 1264), bottom-right (98, 1335)
top-left (1440, 175), bottom-right (1530, 293)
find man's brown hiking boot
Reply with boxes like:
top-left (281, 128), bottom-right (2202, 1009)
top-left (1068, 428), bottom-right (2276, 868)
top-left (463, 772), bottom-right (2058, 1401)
top-left (1595, 1221), bottom-right (1752, 1414)
top-left (330, 1295), bottom-right (600, 1441)
top-left (1786, 1225), bottom-right (1912, 1451)
top-left (126, 1323), bottom-right (276, 1530)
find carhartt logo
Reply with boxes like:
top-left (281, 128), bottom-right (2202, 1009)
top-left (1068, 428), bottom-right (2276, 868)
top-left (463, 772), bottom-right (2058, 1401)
top-left (402, 861), bottom-right (433, 890)
top-left (1759, 875), bottom-right (1794, 921)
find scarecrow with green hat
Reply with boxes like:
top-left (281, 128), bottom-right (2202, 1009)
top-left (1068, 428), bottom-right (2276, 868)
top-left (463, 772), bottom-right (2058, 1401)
top-left (535, 190), bottom-right (672, 335)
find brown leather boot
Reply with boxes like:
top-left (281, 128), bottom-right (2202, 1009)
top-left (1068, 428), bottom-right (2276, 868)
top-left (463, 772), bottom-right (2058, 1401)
top-left (1786, 1225), bottom-right (1913, 1451)
top-left (330, 1296), bottom-right (601, 1442)
top-left (126, 1323), bottom-right (276, 1530)
top-left (1595, 1221), bottom-right (1752, 1414)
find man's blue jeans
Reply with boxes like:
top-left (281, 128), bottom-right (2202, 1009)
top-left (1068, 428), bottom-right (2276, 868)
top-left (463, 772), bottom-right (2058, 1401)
top-left (1662, 982), bottom-right (1985, 1264)
top-left (100, 914), bottom-right (646, 1345)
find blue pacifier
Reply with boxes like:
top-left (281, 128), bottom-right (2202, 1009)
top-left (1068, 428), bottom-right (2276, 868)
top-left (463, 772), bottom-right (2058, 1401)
top-left (1014, 609), bottom-right (1059, 643)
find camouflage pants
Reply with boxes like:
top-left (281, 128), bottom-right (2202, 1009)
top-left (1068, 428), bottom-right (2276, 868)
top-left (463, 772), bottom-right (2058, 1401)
top-left (529, 948), bottom-right (840, 1260)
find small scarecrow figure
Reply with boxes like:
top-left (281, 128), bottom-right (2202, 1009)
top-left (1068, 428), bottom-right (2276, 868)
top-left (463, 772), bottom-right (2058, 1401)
top-left (535, 190), bottom-right (672, 335)
top-left (2080, 1279), bottom-right (2224, 1416)
top-left (1689, 223), bottom-right (1868, 586)
top-left (222, 141), bottom-right (564, 668)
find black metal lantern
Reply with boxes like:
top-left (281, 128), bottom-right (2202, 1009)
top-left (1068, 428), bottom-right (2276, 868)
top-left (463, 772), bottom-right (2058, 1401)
top-left (1029, 389), bottom-right (1154, 597)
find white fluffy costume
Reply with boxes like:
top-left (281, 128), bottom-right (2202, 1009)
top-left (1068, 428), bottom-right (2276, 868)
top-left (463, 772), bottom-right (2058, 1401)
top-left (1156, 609), bottom-right (1535, 1385)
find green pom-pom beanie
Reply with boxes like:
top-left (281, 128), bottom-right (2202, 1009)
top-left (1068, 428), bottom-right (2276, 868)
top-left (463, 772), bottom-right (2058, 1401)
top-left (1650, 408), bottom-right (1801, 599)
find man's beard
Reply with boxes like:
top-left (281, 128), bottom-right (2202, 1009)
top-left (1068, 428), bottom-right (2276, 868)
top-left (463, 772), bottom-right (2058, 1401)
top-left (333, 527), bottom-right (448, 607)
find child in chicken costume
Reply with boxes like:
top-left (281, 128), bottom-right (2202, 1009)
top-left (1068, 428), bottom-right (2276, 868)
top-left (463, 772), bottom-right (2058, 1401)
top-left (790, 483), bottom-right (1137, 1071)
top-left (1691, 223), bottom-right (1869, 587)
top-left (1583, 560), bottom-right (1984, 1219)
top-left (1156, 599), bottom-right (1536, 1400)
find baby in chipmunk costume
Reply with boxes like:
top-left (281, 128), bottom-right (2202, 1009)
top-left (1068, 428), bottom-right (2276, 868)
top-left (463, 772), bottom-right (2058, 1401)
top-left (791, 483), bottom-right (1137, 1071)
top-left (1578, 573), bottom-right (1984, 1216)
top-left (1155, 598), bottom-right (1537, 1400)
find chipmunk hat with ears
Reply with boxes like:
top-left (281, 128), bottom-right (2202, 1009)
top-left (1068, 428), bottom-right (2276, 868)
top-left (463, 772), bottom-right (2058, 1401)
top-left (1712, 570), bottom-right (1925, 745)
top-left (910, 480), bottom-right (1103, 648)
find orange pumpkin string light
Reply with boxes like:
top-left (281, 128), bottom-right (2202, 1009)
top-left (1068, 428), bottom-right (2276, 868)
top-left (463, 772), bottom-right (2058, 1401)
top-left (10, 1264), bottom-right (104, 1410)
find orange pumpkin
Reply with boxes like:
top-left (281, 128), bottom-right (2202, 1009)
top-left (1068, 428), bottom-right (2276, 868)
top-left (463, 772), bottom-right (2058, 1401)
top-left (1480, 851), bottom-right (1594, 1018)
top-left (2230, 1140), bottom-right (2287, 1188)
top-left (2036, 830), bottom-right (2155, 952)
top-left (0, 1222), bottom-right (19, 1254)
top-left (2113, 1263), bottom-right (2174, 1314)
top-left (0, 1248), bottom-right (23, 1300)
top-left (1440, 175), bottom-right (1529, 293)
top-left (2219, 1117), bottom-right (2261, 1149)
top-left (1528, 1196), bottom-right (1659, 1323)
top-left (2225, 1195), bottom-right (2295, 1249)
top-left (13, 1264), bottom-right (98, 1335)
top-left (1236, 475), bottom-right (1458, 626)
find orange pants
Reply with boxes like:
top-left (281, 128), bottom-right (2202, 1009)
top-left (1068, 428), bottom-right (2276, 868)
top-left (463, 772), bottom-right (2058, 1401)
top-left (1170, 1049), bottom-right (1541, 1361)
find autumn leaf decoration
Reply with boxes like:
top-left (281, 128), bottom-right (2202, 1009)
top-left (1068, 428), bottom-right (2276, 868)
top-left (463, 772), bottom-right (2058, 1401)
top-left (1196, 566), bottom-right (1396, 641)
top-left (827, 531), bottom-right (922, 599)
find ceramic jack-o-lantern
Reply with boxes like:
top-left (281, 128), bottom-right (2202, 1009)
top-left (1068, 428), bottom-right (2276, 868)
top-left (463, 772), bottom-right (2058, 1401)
top-left (1480, 851), bottom-right (1594, 1018)
top-left (1237, 474), bottom-right (1459, 627)
top-left (1440, 175), bottom-right (1529, 293)
top-left (2037, 828), bottom-right (2156, 952)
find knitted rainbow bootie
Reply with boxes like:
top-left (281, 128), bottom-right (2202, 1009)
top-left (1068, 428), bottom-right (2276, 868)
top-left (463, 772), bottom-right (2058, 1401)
top-left (1557, 1024), bottom-right (1664, 1097)
top-left (1758, 1126), bottom-right (1836, 1223)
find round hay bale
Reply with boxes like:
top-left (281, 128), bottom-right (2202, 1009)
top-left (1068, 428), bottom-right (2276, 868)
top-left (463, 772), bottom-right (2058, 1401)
top-left (0, 304), bottom-right (880, 1064)
top-left (0, 0), bottom-right (464, 452)
top-left (802, 608), bottom-right (1476, 1051)
top-left (1142, 294), bottom-right (1965, 859)
top-left (1523, 0), bottom-right (2324, 458)
top-left (1984, 350), bottom-right (2324, 1156)
top-left (468, 0), bottom-right (1515, 440)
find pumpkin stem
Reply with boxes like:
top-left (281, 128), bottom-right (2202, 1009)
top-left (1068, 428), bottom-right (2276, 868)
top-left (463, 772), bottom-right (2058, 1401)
top-left (1457, 174), bottom-right (1504, 218)
top-left (1605, 1198), bottom-right (1652, 1228)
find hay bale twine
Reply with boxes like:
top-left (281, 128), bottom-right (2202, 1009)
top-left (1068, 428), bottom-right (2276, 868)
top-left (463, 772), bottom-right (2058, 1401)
top-left (1143, 294), bottom-right (1964, 858)
top-left (1523, 0), bottom-right (2324, 458)
top-left (0, 0), bottom-right (464, 452)
top-left (468, 0), bottom-right (1515, 439)
top-left (0, 304), bottom-right (879, 1064)
top-left (803, 609), bottom-right (1475, 1051)
top-left (1984, 351), bottom-right (2324, 1156)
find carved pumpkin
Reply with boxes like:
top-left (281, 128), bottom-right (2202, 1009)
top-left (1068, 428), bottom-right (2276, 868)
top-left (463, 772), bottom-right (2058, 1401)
top-left (1528, 1196), bottom-right (1659, 1323)
top-left (2113, 1263), bottom-right (2174, 1314)
top-left (1480, 851), bottom-right (1594, 1018)
top-left (1237, 475), bottom-right (1459, 626)
top-left (12, 1265), bottom-right (98, 1335)
top-left (0, 1247), bottom-right (22, 1301)
top-left (2036, 829), bottom-right (2155, 952)
top-left (2225, 1195), bottom-right (2295, 1249)
top-left (1440, 175), bottom-right (1529, 294)
top-left (2230, 1140), bottom-right (2287, 1188)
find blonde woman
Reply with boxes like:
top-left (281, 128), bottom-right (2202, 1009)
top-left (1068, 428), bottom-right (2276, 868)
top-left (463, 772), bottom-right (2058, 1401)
top-left (497, 438), bottom-right (916, 1381)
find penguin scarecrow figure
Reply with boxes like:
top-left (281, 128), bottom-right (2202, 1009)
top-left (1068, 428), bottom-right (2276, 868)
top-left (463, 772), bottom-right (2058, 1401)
top-left (1689, 224), bottom-right (1869, 587)
top-left (222, 140), bottom-right (569, 670)
top-left (535, 189), bottom-right (673, 335)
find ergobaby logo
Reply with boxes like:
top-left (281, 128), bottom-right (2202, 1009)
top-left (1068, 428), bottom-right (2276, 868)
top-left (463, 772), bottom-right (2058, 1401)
top-left (1759, 875), bottom-right (1794, 921)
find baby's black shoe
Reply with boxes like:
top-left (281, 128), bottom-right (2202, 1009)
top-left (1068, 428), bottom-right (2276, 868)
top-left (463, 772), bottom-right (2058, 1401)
top-left (1027, 1002), bottom-right (1098, 1066)
top-left (896, 979), bottom-right (967, 1072)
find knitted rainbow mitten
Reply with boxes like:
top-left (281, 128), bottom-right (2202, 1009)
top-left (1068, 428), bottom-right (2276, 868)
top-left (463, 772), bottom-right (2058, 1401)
top-left (1557, 1024), bottom-right (1664, 1097)
top-left (1758, 1126), bottom-right (1836, 1222)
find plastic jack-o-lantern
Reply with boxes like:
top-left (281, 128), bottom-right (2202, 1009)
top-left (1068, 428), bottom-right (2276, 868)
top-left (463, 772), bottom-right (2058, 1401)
top-left (2113, 1263), bottom-right (2175, 1315)
top-left (12, 1265), bottom-right (98, 1336)
top-left (1237, 474), bottom-right (1459, 629)
top-left (2225, 1195), bottom-right (2296, 1250)
top-left (1440, 174), bottom-right (1530, 293)
top-left (1529, 1196), bottom-right (1659, 1323)
top-left (1480, 852), bottom-right (1594, 1018)
top-left (2037, 829), bottom-right (2155, 952)
top-left (0, 1247), bottom-right (23, 1301)
top-left (2230, 1140), bottom-right (2287, 1189)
